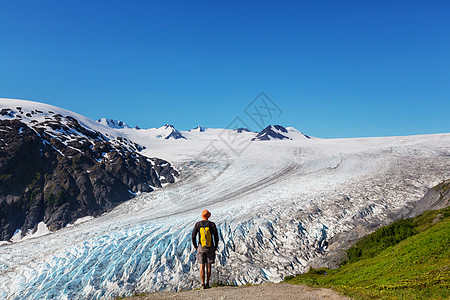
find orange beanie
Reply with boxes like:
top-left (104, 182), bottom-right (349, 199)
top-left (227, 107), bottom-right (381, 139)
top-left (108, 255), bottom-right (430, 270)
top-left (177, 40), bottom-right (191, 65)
top-left (202, 209), bottom-right (211, 220)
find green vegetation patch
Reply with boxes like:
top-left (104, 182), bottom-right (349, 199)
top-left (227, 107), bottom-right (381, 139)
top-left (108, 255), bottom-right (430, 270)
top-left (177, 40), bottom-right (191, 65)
top-left (344, 218), bottom-right (417, 264)
top-left (285, 206), bottom-right (450, 299)
top-left (45, 189), bottom-right (66, 207)
top-left (0, 173), bottom-right (12, 181)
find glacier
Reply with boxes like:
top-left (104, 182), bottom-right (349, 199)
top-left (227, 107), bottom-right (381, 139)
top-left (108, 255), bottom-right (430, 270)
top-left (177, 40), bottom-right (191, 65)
top-left (1, 114), bottom-right (450, 299)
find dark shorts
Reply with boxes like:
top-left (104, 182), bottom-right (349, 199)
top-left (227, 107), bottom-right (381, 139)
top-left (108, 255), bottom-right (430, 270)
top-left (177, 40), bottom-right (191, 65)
top-left (196, 246), bottom-right (216, 264)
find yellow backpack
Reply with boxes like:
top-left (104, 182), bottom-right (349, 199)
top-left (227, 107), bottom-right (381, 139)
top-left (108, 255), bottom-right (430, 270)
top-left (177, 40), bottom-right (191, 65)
top-left (200, 226), bottom-right (212, 247)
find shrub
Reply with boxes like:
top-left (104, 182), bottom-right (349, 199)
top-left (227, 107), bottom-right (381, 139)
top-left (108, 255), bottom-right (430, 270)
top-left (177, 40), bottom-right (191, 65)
top-left (346, 218), bottom-right (417, 263)
top-left (284, 275), bottom-right (295, 281)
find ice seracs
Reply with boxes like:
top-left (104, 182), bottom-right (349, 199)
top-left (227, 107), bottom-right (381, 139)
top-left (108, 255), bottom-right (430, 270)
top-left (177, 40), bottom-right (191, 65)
top-left (1, 130), bottom-right (449, 300)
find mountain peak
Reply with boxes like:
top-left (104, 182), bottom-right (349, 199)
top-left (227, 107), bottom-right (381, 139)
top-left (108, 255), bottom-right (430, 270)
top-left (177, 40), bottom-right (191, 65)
top-left (251, 125), bottom-right (311, 141)
top-left (189, 126), bottom-right (206, 132)
top-left (97, 118), bottom-right (130, 129)
top-left (251, 125), bottom-right (291, 141)
top-left (155, 124), bottom-right (186, 139)
top-left (234, 127), bottom-right (252, 133)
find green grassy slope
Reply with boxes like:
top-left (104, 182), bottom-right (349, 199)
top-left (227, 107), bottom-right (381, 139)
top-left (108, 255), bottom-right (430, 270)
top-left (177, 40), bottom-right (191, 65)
top-left (284, 207), bottom-right (450, 299)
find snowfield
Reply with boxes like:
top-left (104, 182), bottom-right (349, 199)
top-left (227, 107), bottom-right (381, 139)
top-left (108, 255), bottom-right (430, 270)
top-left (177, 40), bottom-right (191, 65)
top-left (1, 99), bottom-right (450, 299)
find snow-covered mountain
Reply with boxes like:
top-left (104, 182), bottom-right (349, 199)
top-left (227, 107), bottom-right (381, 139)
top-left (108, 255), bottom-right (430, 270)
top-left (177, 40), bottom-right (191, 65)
top-left (189, 126), bottom-right (206, 132)
top-left (1, 98), bottom-right (450, 300)
top-left (234, 127), bottom-right (252, 133)
top-left (162, 124), bottom-right (187, 139)
top-left (97, 118), bottom-right (131, 129)
top-left (252, 125), bottom-right (311, 141)
top-left (0, 99), bottom-right (178, 241)
top-left (138, 124), bottom-right (187, 140)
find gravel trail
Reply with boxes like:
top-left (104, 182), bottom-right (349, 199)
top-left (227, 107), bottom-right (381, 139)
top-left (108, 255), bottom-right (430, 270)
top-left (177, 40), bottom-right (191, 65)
top-left (127, 283), bottom-right (351, 300)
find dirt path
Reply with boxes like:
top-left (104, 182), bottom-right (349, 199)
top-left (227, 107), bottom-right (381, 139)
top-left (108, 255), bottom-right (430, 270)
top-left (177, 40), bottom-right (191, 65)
top-left (126, 283), bottom-right (351, 300)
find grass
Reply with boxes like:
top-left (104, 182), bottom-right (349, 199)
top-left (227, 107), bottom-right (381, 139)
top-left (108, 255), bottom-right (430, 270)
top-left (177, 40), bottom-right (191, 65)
top-left (284, 206), bottom-right (450, 299)
top-left (343, 217), bottom-right (417, 264)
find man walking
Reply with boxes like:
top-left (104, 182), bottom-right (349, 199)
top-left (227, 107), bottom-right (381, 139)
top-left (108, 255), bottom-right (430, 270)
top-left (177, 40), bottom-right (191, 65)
top-left (192, 209), bottom-right (219, 289)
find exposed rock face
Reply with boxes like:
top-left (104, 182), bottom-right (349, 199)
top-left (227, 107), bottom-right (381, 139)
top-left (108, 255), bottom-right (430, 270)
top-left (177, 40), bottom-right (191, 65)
top-left (161, 124), bottom-right (187, 140)
top-left (407, 179), bottom-right (450, 217)
top-left (165, 131), bottom-right (186, 140)
top-left (234, 127), bottom-right (251, 133)
top-left (189, 126), bottom-right (206, 132)
top-left (0, 111), bottom-right (178, 241)
top-left (97, 118), bottom-right (131, 129)
top-left (156, 124), bottom-right (186, 140)
top-left (251, 125), bottom-right (311, 141)
top-left (251, 125), bottom-right (291, 141)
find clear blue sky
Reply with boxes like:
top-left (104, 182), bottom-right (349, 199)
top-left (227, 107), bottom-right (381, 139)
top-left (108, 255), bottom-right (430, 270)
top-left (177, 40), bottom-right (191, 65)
top-left (1, 1), bottom-right (449, 138)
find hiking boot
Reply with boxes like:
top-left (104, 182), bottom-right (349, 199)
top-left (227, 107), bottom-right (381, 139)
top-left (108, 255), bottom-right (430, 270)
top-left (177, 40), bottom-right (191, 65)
top-left (205, 283), bottom-right (210, 289)
top-left (202, 284), bottom-right (207, 289)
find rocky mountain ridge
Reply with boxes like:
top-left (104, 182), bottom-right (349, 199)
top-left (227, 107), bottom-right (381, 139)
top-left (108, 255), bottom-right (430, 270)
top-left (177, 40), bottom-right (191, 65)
top-left (97, 118), bottom-right (132, 129)
top-left (101, 122), bottom-right (311, 142)
top-left (251, 125), bottom-right (311, 141)
top-left (153, 124), bottom-right (187, 140)
top-left (0, 101), bottom-right (179, 241)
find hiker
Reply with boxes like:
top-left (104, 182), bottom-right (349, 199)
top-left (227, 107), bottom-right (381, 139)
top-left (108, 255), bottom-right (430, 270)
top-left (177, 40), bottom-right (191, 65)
top-left (192, 209), bottom-right (219, 289)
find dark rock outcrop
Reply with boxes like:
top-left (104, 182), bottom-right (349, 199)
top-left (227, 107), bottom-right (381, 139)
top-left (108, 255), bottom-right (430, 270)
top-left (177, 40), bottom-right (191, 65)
top-left (234, 128), bottom-right (251, 133)
top-left (189, 126), bottom-right (206, 132)
top-left (165, 131), bottom-right (186, 140)
top-left (407, 179), bottom-right (450, 217)
top-left (251, 125), bottom-right (291, 141)
top-left (97, 118), bottom-right (130, 129)
top-left (251, 125), bottom-right (311, 141)
top-left (0, 113), bottom-right (178, 241)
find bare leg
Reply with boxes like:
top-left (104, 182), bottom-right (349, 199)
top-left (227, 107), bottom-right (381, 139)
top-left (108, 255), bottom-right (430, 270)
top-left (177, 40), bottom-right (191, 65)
top-left (206, 263), bottom-right (212, 286)
top-left (199, 263), bottom-right (205, 285)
